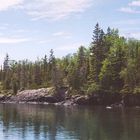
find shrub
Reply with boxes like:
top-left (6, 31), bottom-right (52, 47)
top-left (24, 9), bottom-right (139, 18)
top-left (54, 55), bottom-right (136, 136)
top-left (87, 83), bottom-right (101, 95)
top-left (133, 87), bottom-right (140, 94)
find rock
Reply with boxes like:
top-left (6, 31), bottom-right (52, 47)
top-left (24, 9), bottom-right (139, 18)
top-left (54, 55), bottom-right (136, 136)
top-left (7, 87), bottom-right (69, 104)
top-left (0, 95), bottom-right (6, 101)
top-left (3, 87), bottom-right (140, 107)
top-left (63, 100), bottom-right (75, 106)
top-left (136, 106), bottom-right (140, 109)
top-left (38, 96), bottom-right (58, 103)
top-left (74, 96), bottom-right (89, 105)
top-left (9, 88), bottom-right (55, 102)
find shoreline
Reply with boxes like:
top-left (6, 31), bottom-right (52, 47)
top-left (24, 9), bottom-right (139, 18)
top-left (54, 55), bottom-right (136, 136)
top-left (0, 88), bottom-right (140, 108)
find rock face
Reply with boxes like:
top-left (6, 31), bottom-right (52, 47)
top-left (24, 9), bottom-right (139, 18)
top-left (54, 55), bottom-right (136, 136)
top-left (9, 87), bottom-right (67, 103)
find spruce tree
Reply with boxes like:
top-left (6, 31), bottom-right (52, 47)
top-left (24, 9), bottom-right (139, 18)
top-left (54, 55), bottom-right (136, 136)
top-left (89, 23), bottom-right (105, 83)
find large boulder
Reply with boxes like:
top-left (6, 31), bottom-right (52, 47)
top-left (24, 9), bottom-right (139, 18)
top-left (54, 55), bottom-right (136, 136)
top-left (9, 87), bottom-right (68, 103)
top-left (10, 88), bottom-right (49, 102)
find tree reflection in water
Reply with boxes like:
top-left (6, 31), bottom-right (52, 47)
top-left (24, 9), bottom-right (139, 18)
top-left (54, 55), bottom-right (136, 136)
top-left (0, 104), bottom-right (140, 140)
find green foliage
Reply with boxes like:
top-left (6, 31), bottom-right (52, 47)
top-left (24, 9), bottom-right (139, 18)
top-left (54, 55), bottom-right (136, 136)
top-left (87, 83), bottom-right (100, 95)
top-left (133, 87), bottom-right (140, 94)
top-left (89, 23), bottom-right (105, 83)
top-left (1, 23), bottom-right (140, 97)
top-left (12, 81), bottom-right (18, 95)
top-left (99, 36), bottom-right (126, 92)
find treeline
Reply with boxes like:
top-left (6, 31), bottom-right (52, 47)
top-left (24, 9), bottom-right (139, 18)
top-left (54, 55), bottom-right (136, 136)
top-left (1, 23), bottom-right (140, 95)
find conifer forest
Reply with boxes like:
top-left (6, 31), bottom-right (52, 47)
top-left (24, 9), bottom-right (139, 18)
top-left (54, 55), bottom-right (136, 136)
top-left (1, 23), bottom-right (140, 97)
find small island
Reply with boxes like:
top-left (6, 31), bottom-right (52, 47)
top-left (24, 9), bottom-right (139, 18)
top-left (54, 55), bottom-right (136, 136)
top-left (0, 23), bottom-right (140, 107)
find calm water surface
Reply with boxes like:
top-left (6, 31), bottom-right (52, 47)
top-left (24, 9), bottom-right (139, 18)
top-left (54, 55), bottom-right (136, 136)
top-left (0, 104), bottom-right (140, 140)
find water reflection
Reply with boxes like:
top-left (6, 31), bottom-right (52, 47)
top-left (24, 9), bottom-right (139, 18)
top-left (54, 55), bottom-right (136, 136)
top-left (0, 104), bottom-right (140, 140)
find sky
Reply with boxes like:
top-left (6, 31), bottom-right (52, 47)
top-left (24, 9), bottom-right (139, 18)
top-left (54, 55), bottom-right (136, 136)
top-left (0, 0), bottom-right (140, 63)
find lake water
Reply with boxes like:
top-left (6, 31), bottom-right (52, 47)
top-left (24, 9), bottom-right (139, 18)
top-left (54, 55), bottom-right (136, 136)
top-left (0, 104), bottom-right (140, 140)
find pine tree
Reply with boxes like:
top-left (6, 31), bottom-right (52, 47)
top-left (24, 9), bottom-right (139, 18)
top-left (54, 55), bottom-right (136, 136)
top-left (20, 61), bottom-right (27, 90)
top-left (42, 55), bottom-right (48, 83)
top-left (48, 49), bottom-right (63, 88)
top-left (89, 23), bottom-right (105, 83)
top-left (3, 54), bottom-right (10, 71)
top-left (3, 54), bottom-right (11, 90)
top-left (76, 46), bottom-right (87, 89)
top-left (34, 61), bottom-right (42, 86)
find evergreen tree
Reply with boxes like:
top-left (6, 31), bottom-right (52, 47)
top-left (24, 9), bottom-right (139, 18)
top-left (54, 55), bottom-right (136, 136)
top-left (3, 54), bottom-right (10, 71)
top-left (34, 61), bottom-right (42, 86)
top-left (41, 55), bottom-right (48, 84)
top-left (89, 23), bottom-right (105, 83)
top-left (49, 49), bottom-right (63, 88)
top-left (3, 54), bottom-right (11, 90)
top-left (76, 46), bottom-right (87, 89)
top-left (99, 37), bottom-right (126, 92)
top-left (1, 23), bottom-right (140, 98)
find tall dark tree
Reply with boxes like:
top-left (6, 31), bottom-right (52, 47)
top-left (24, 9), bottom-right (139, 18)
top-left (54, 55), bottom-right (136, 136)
top-left (3, 54), bottom-right (10, 71)
top-left (3, 54), bottom-right (11, 90)
top-left (48, 49), bottom-right (63, 88)
top-left (89, 23), bottom-right (105, 83)
top-left (76, 46), bottom-right (87, 89)
top-left (34, 61), bottom-right (42, 86)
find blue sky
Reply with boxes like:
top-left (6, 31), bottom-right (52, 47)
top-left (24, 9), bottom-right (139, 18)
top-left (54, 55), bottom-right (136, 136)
top-left (0, 0), bottom-right (140, 63)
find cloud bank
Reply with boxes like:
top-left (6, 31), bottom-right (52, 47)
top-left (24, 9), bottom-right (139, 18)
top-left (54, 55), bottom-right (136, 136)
top-left (0, 0), bottom-right (93, 20)
top-left (0, 37), bottom-right (29, 44)
top-left (119, 0), bottom-right (140, 14)
top-left (0, 0), bottom-right (23, 11)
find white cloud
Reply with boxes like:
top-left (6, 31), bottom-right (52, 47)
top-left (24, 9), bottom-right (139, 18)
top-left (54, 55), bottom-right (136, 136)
top-left (121, 32), bottom-right (140, 39)
top-left (56, 44), bottom-right (78, 51)
top-left (0, 0), bottom-right (23, 11)
top-left (15, 29), bottom-right (28, 33)
top-left (20, 0), bottom-right (93, 20)
top-left (115, 19), bottom-right (140, 25)
top-left (119, 0), bottom-right (140, 14)
top-left (129, 0), bottom-right (140, 6)
top-left (53, 32), bottom-right (66, 36)
top-left (0, 37), bottom-right (29, 44)
top-left (119, 7), bottom-right (140, 14)
top-left (52, 31), bottom-right (71, 38)
top-left (129, 32), bottom-right (140, 39)
top-left (38, 39), bottom-right (54, 44)
top-left (56, 42), bottom-right (88, 51)
top-left (0, 0), bottom-right (93, 20)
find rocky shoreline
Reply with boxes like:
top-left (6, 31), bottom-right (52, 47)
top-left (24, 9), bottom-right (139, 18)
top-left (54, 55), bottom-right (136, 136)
top-left (0, 88), bottom-right (140, 107)
top-left (0, 88), bottom-right (90, 106)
